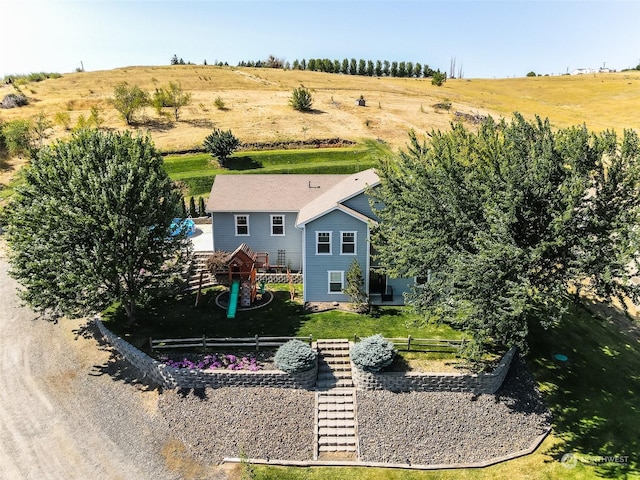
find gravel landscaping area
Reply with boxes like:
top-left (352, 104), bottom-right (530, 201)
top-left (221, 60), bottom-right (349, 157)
top-left (158, 387), bottom-right (315, 462)
top-left (356, 355), bottom-right (552, 465)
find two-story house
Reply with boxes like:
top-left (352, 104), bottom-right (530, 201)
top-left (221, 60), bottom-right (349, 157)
top-left (206, 169), bottom-right (413, 304)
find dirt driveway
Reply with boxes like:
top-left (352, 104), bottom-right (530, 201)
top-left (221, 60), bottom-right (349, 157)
top-left (0, 253), bottom-right (233, 479)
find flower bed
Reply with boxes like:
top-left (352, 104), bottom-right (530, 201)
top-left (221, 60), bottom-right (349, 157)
top-left (159, 353), bottom-right (262, 371)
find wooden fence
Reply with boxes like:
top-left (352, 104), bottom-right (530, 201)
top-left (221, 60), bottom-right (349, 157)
top-left (353, 335), bottom-right (466, 353)
top-left (149, 335), bottom-right (313, 352)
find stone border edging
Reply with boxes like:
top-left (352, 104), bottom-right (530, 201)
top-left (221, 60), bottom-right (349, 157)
top-left (95, 317), bottom-right (317, 390)
top-left (222, 426), bottom-right (551, 470)
top-left (352, 346), bottom-right (517, 394)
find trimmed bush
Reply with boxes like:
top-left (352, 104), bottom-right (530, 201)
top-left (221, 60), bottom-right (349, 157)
top-left (274, 340), bottom-right (317, 373)
top-left (351, 334), bottom-right (396, 372)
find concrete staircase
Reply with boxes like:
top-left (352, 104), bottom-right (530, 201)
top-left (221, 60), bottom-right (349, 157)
top-left (314, 340), bottom-right (359, 460)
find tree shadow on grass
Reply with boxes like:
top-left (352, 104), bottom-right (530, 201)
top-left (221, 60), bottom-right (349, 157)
top-left (526, 302), bottom-right (640, 477)
top-left (103, 288), bottom-right (308, 347)
top-left (181, 118), bottom-right (216, 129)
top-left (225, 155), bottom-right (262, 170)
top-left (133, 118), bottom-right (174, 132)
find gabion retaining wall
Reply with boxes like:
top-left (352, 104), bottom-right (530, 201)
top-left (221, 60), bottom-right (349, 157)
top-left (352, 347), bottom-right (517, 394)
top-left (95, 318), bottom-right (317, 390)
top-left (256, 273), bottom-right (303, 284)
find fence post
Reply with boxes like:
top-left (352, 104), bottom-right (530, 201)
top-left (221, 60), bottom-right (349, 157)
top-left (308, 335), bottom-right (313, 345)
top-left (203, 335), bottom-right (206, 349)
top-left (354, 334), bottom-right (357, 343)
top-left (149, 337), bottom-right (154, 352)
top-left (255, 334), bottom-right (260, 351)
top-left (407, 335), bottom-right (412, 352)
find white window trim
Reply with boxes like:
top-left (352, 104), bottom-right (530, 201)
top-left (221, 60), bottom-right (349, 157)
top-left (340, 231), bottom-right (357, 255)
top-left (270, 214), bottom-right (285, 236)
top-left (316, 231), bottom-right (332, 255)
top-left (234, 214), bottom-right (250, 236)
top-left (328, 270), bottom-right (344, 294)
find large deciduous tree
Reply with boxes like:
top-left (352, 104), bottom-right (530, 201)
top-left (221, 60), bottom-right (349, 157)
top-left (5, 129), bottom-right (190, 322)
top-left (371, 114), bottom-right (640, 357)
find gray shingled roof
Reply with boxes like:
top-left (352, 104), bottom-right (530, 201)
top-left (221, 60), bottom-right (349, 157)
top-left (296, 169), bottom-right (380, 226)
top-left (206, 174), bottom-right (348, 212)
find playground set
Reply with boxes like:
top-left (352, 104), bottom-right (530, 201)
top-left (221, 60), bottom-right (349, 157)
top-left (224, 243), bottom-right (266, 318)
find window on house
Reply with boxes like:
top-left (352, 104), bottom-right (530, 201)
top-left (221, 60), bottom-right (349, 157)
top-left (235, 215), bottom-right (249, 236)
top-left (341, 231), bottom-right (356, 254)
top-left (271, 215), bottom-right (284, 236)
top-left (316, 232), bottom-right (331, 254)
top-left (328, 271), bottom-right (344, 293)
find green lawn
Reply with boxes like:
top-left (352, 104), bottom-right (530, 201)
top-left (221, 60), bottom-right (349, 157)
top-left (163, 139), bottom-right (390, 197)
top-left (103, 284), bottom-right (462, 351)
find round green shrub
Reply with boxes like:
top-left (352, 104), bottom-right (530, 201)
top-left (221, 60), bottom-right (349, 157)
top-left (350, 334), bottom-right (396, 372)
top-left (274, 340), bottom-right (317, 373)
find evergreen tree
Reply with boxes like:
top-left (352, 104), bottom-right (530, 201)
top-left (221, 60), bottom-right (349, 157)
top-left (398, 61), bottom-right (407, 77)
top-left (5, 129), bottom-right (189, 322)
top-left (349, 58), bottom-right (358, 75)
top-left (371, 115), bottom-right (640, 357)
top-left (341, 58), bottom-right (349, 74)
top-left (366, 60), bottom-right (375, 76)
top-left (383, 60), bottom-right (390, 76)
top-left (375, 60), bottom-right (383, 77)
top-left (343, 259), bottom-right (369, 312)
top-left (203, 128), bottom-right (240, 167)
top-left (189, 196), bottom-right (197, 217)
top-left (289, 85), bottom-right (313, 112)
top-left (406, 62), bottom-right (414, 77)
top-left (414, 62), bottom-right (422, 78)
top-left (198, 196), bottom-right (207, 217)
top-left (358, 59), bottom-right (366, 75)
top-left (390, 61), bottom-right (398, 77)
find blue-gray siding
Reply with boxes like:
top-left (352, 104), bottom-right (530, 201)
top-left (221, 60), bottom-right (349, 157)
top-left (212, 212), bottom-right (303, 270)
top-left (342, 191), bottom-right (382, 222)
top-left (303, 209), bottom-right (369, 302)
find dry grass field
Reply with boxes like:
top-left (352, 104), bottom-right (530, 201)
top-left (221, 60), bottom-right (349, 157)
top-left (2, 65), bottom-right (639, 154)
top-left (1, 66), bottom-right (639, 190)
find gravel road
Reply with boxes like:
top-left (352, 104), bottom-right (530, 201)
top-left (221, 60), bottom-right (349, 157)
top-left (0, 257), bottom-right (188, 480)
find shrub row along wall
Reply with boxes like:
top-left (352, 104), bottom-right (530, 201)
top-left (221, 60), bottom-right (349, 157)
top-left (95, 318), bottom-right (317, 390)
top-left (352, 347), bottom-right (517, 394)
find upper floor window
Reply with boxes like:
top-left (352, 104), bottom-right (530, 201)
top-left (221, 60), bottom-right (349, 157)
top-left (271, 215), bottom-right (285, 236)
top-left (235, 215), bottom-right (249, 236)
top-left (341, 231), bottom-right (356, 254)
top-left (316, 231), bottom-right (331, 254)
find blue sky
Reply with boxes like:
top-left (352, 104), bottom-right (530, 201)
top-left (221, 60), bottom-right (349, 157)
top-left (2, 0), bottom-right (639, 79)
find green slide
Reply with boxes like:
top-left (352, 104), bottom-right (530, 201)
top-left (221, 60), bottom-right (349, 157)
top-left (227, 280), bottom-right (240, 318)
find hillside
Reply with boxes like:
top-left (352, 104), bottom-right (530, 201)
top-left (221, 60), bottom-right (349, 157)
top-left (2, 65), bottom-right (639, 155)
